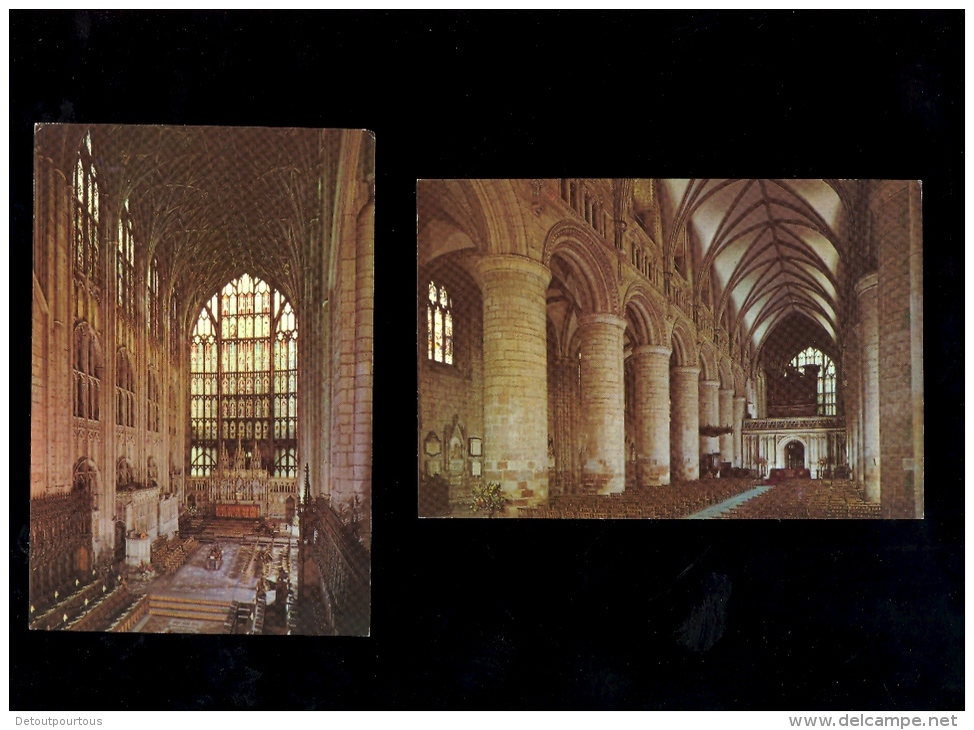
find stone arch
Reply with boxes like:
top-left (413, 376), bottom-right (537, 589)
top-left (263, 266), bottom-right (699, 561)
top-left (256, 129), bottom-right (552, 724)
top-left (622, 282), bottom-right (667, 347)
top-left (418, 216), bottom-right (482, 271)
top-left (543, 220), bottom-right (619, 316)
top-left (697, 342), bottom-right (718, 382)
top-left (776, 436), bottom-right (809, 470)
top-left (733, 364), bottom-right (747, 397)
top-left (116, 457), bottom-right (135, 489)
top-left (669, 316), bottom-right (698, 367)
top-left (146, 456), bottom-right (159, 488)
top-left (718, 357), bottom-right (735, 390)
top-left (72, 457), bottom-right (100, 514)
top-left (469, 179), bottom-right (531, 257)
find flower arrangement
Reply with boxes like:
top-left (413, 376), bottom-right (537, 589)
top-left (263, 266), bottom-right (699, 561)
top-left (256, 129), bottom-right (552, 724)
top-left (137, 560), bottom-right (153, 581)
top-left (469, 481), bottom-right (509, 518)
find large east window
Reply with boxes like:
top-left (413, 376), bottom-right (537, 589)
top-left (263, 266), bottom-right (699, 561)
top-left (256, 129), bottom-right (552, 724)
top-left (789, 346), bottom-right (837, 416)
top-left (189, 274), bottom-right (297, 477)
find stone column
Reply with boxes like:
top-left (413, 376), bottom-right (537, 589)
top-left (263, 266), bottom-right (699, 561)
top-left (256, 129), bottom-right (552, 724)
top-left (718, 388), bottom-right (734, 467)
top-left (698, 379), bottom-right (720, 462)
top-left (577, 313), bottom-right (627, 494)
top-left (856, 272), bottom-right (881, 503)
top-left (476, 255), bottom-right (551, 509)
top-left (670, 367), bottom-right (700, 481)
top-left (550, 354), bottom-right (579, 494)
top-left (733, 396), bottom-right (746, 468)
top-left (631, 345), bottom-right (671, 486)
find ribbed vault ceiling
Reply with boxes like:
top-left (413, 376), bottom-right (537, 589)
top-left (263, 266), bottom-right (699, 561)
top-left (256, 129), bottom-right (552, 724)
top-left (664, 178), bottom-right (843, 350)
top-left (89, 125), bottom-right (327, 315)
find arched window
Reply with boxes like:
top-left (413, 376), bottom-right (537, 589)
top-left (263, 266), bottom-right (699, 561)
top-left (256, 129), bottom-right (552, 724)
top-left (170, 289), bottom-right (180, 359)
top-left (789, 346), bottom-right (837, 416)
top-left (74, 131), bottom-right (100, 283)
top-left (73, 458), bottom-right (97, 494)
top-left (147, 370), bottom-right (160, 432)
top-left (116, 458), bottom-right (134, 488)
top-left (116, 350), bottom-right (135, 428)
top-left (273, 447), bottom-right (297, 478)
top-left (147, 255), bottom-right (160, 340)
top-left (189, 446), bottom-right (216, 477)
top-left (73, 325), bottom-right (101, 421)
top-left (190, 274), bottom-right (297, 477)
top-left (117, 199), bottom-right (136, 318)
top-left (426, 281), bottom-right (453, 365)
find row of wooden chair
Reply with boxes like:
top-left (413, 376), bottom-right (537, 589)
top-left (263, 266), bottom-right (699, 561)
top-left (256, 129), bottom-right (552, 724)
top-left (151, 535), bottom-right (198, 575)
top-left (30, 578), bottom-right (106, 630)
top-left (722, 479), bottom-right (881, 519)
top-left (68, 585), bottom-right (139, 632)
top-left (521, 478), bottom-right (763, 519)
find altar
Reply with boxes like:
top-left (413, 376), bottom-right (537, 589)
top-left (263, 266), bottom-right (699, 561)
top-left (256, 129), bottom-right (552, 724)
top-left (186, 437), bottom-right (300, 521)
top-left (215, 503), bottom-right (260, 519)
top-left (204, 438), bottom-right (270, 518)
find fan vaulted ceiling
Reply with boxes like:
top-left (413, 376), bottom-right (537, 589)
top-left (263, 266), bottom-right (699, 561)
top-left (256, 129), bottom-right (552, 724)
top-left (87, 125), bottom-right (331, 316)
top-left (664, 178), bottom-right (844, 351)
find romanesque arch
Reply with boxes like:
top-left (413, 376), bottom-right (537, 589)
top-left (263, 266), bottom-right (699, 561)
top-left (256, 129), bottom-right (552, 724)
top-left (543, 220), bottom-right (619, 316)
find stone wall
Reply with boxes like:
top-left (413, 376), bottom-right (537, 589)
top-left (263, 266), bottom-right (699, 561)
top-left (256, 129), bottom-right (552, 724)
top-left (876, 182), bottom-right (923, 517)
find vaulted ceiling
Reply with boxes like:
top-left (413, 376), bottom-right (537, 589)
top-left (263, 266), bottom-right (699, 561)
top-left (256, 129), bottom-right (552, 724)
top-left (84, 125), bottom-right (333, 315)
top-left (663, 178), bottom-right (846, 351)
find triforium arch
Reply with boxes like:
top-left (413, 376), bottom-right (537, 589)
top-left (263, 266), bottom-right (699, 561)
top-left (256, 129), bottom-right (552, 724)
top-left (668, 316), bottom-right (698, 368)
top-left (622, 282), bottom-right (668, 348)
top-left (543, 220), bottom-right (620, 317)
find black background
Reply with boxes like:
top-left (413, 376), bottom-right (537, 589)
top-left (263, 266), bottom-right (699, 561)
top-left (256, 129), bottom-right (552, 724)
top-left (10, 11), bottom-right (964, 710)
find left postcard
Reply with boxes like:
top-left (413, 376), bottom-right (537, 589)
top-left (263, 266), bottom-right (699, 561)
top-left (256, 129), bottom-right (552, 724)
top-left (30, 124), bottom-right (373, 635)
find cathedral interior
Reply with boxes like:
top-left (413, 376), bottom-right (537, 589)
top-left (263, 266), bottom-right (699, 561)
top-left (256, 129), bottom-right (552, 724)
top-left (30, 125), bottom-right (373, 635)
top-left (418, 179), bottom-right (923, 521)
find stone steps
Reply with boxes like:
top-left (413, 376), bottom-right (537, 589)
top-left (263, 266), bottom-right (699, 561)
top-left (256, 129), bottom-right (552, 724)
top-left (148, 594), bottom-right (231, 621)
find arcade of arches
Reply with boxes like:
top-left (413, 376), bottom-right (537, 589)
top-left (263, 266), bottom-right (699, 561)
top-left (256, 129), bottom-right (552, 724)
top-left (418, 179), bottom-right (922, 520)
top-left (30, 125), bottom-right (373, 635)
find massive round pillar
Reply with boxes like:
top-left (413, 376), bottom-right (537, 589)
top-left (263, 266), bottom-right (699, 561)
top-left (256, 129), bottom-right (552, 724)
top-left (718, 388), bottom-right (734, 467)
top-left (856, 272), bottom-right (881, 503)
top-left (631, 345), bottom-right (671, 486)
top-left (733, 395), bottom-right (746, 468)
top-left (475, 255), bottom-right (552, 509)
top-left (698, 379), bottom-right (720, 463)
top-left (670, 366), bottom-right (700, 481)
top-left (578, 313), bottom-right (627, 494)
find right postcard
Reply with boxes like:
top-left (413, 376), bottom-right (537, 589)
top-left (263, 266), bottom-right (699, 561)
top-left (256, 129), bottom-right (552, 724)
top-left (417, 179), bottom-right (922, 520)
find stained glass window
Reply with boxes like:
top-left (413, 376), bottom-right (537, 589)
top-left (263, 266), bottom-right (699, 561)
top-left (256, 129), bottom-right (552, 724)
top-left (190, 274), bottom-right (297, 477)
top-left (190, 446), bottom-right (216, 477)
top-left (74, 131), bottom-right (100, 283)
top-left (789, 347), bottom-right (837, 416)
top-left (147, 255), bottom-right (160, 340)
top-left (427, 280), bottom-right (453, 365)
top-left (117, 199), bottom-right (136, 318)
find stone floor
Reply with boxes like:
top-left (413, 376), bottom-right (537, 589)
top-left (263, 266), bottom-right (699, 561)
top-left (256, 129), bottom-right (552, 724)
top-left (129, 534), bottom-right (298, 634)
